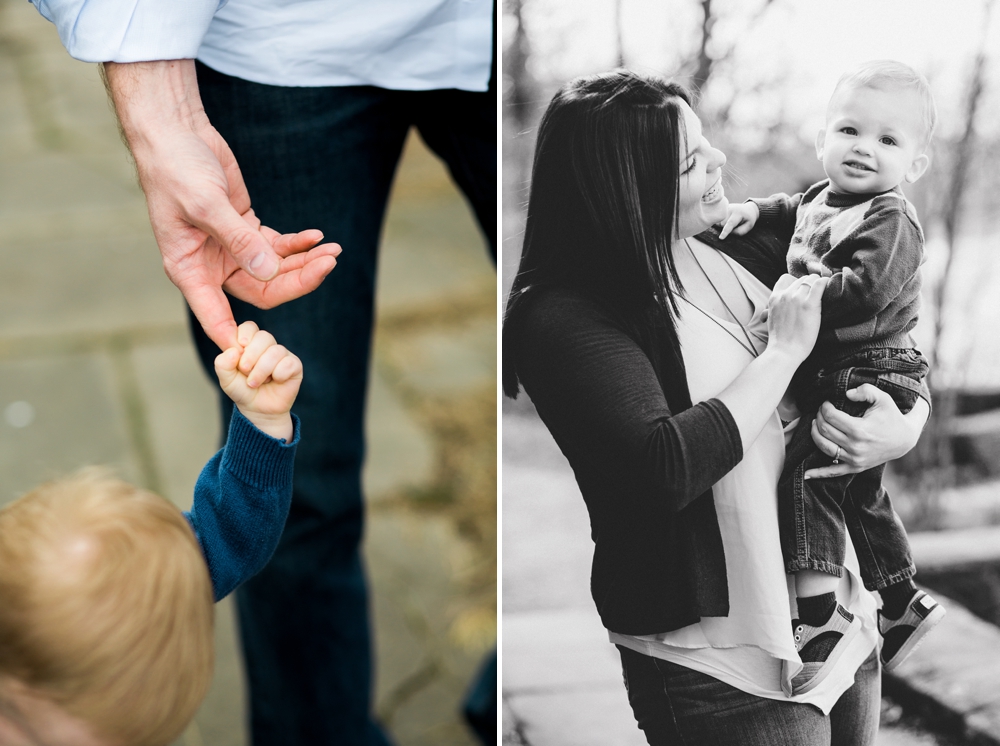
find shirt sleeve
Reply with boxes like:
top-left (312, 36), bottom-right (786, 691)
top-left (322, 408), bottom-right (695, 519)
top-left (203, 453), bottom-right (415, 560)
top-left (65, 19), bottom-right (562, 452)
top-left (820, 204), bottom-right (923, 329)
top-left (30, 0), bottom-right (222, 62)
top-left (184, 408), bottom-right (299, 602)
top-left (512, 290), bottom-right (743, 515)
top-left (752, 191), bottom-right (804, 242)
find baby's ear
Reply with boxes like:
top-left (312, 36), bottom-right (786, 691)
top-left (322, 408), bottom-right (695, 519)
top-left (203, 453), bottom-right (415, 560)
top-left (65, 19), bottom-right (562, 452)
top-left (904, 153), bottom-right (930, 184)
top-left (815, 129), bottom-right (826, 160)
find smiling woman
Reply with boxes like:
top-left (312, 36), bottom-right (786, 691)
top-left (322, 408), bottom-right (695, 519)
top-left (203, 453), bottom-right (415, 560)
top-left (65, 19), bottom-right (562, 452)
top-left (502, 69), bottom-right (931, 746)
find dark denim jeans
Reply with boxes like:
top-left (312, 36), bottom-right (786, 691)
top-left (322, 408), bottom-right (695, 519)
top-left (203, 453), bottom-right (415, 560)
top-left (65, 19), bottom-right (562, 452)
top-left (190, 61), bottom-right (495, 745)
top-left (618, 646), bottom-right (881, 746)
top-left (779, 348), bottom-right (928, 591)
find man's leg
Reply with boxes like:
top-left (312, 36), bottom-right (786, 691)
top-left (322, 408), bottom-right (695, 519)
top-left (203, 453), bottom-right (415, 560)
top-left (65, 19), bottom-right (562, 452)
top-left (411, 83), bottom-right (497, 260)
top-left (193, 62), bottom-right (408, 745)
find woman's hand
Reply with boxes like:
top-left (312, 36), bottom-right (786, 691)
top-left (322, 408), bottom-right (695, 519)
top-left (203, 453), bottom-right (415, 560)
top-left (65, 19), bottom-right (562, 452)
top-left (805, 384), bottom-right (930, 479)
top-left (765, 273), bottom-right (829, 364)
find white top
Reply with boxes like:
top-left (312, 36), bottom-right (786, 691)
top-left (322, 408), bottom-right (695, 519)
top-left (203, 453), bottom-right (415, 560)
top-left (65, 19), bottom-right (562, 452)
top-left (609, 248), bottom-right (878, 716)
top-left (29, 0), bottom-right (494, 91)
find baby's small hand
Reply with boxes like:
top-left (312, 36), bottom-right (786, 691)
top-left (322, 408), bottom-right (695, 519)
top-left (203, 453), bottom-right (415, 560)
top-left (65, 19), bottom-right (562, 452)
top-left (718, 201), bottom-right (760, 239)
top-left (215, 321), bottom-right (302, 441)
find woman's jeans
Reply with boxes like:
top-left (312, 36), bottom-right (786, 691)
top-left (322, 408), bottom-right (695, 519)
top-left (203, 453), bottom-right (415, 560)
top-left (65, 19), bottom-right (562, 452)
top-left (191, 61), bottom-right (495, 745)
top-left (779, 347), bottom-right (928, 590)
top-left (617, 646), bottom-right (881, 746)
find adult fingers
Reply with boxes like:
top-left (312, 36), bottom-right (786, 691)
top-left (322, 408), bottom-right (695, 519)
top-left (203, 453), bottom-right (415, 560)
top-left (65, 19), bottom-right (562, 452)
top-left (804, 417), bottom-right (862, 479)
top-left (772, 273), bottom-right (796, 293)
top-left (814, 399), bottom-right (864, 442)
top-left (193, 199), bottom-right (281, 281)
top-left (845, 383), bottom-right (884, 406)
top-left (271, 230), bottom-right (331, 258)
top-left (259, 253), bottom-right (339, 308)
top-left (810, 414), bottom-right (848, 458)
top-left (804, 463), bottom-right (860, 479)
top-left (185, 280), bottom-right (239, 351)
top-left (226, 247), bottom-right (339, 309)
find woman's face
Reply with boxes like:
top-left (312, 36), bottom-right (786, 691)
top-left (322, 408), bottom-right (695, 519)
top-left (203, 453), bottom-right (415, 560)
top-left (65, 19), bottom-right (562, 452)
top-left (674, 101), bottom-right (728, 240)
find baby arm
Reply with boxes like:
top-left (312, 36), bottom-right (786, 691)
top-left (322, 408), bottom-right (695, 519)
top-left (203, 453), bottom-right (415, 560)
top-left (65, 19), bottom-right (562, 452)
top-left (719, 201), bottom-right (760, 239)
top-left (186, 321), bottom-right (303, 600)
top-left (719, 191), bottom-right (803, 242)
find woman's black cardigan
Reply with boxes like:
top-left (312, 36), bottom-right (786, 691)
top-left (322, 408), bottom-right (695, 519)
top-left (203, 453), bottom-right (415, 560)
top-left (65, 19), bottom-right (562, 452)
top-left (507, 229), bottom-right (789, 635)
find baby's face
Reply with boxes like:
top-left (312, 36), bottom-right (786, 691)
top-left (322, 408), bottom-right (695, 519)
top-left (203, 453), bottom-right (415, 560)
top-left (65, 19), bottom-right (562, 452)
top-left (817, 84), bottom-right (929, 195)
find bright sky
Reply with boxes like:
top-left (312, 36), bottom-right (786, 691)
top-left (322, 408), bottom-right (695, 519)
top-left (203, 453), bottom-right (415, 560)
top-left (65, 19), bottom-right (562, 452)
top-left (517, 0), bottom-right (1000, 141)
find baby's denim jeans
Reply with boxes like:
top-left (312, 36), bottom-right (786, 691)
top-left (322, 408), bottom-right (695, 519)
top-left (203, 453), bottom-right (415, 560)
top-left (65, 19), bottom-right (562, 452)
top-left (778, 347), bottom-right (928, 591)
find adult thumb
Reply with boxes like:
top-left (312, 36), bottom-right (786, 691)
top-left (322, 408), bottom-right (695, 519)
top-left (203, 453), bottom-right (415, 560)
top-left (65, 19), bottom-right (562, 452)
top-left (845, 383), bottom-right (884, 405)
top-left (210, 204), bottom-right (280, 281)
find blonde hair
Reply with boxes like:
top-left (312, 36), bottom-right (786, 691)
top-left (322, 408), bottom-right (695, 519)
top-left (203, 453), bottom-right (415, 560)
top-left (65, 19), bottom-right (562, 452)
top-left (830, 59), bottom-right (937, 150)
top-left (0, 469), bottom-right (214, 745)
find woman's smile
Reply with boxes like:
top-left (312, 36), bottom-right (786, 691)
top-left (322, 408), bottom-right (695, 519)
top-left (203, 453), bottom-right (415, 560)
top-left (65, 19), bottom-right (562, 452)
top-left (676, 100), bottom-right (729, 238)
top-left (702, 179), bottom-right (725, 204)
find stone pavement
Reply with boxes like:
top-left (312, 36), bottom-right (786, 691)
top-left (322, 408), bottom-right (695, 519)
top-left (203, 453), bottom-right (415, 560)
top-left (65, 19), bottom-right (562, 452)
top-left (501, 403), bottom-right (959, 746)
top-left (0, 1), bottom-right (496, 743)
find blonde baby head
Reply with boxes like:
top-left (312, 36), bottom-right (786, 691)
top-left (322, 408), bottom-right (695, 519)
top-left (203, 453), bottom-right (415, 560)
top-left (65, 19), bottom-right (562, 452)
top-left (0, 469), bottom-right (214, 746)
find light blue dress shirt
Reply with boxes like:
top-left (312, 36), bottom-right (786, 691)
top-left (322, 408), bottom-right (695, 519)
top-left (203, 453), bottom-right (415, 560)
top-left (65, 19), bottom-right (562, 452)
top-left (29, 0), bottom-right (493, 91)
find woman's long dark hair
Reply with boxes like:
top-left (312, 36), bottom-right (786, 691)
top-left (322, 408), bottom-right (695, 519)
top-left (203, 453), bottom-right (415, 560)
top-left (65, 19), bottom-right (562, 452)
top-left (502, 71), bottom-right (693, 398)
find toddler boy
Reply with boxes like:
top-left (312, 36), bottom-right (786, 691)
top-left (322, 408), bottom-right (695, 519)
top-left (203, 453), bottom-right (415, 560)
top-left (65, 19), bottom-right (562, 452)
top-left (721, 60), bottom-right (945, 694)
top-left (0, 321), bottom-right (302, 745)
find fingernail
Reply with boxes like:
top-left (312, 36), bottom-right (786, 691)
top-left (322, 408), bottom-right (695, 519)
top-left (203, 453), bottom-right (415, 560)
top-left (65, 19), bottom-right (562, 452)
top-left (249, 252), bottom-right (278, 279)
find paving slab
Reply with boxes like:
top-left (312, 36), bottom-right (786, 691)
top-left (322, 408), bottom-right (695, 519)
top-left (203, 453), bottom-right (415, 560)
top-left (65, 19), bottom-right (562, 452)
top-left (503, 608), bottom-right (624, 694)
top-left (386, 317), bottom-right (497, 396)
top-left (506, 690), bottom-right (646, 746)
top-left (502, 416), bottom-right (594, 614)
top-left (0, 234), bottom-right (183, 339)
top-left (366, 510), bottom-right (485, 745)
top-left (131, 342), bottom-right (221, 507)
top-left (376, 192), bottom-right (493, 315)
top-left (0, 352), bottom-right (140, 504)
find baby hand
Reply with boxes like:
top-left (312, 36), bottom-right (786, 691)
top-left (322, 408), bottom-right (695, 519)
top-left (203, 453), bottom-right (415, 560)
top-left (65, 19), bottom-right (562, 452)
top-left (214, 321), bottom-right (302, 441)
top-left (718, 201), bottom-right (760, 239)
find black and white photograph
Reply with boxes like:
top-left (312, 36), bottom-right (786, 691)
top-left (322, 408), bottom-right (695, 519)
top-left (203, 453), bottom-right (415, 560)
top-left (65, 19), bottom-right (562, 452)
top-left (502, 1), bottom-right (1000, 744)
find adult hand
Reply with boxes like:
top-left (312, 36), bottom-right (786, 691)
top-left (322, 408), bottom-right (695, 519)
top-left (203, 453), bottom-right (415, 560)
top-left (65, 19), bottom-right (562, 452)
top-left (102, 60), bottom-right (341, 350)
top-left (804, 384), bottom-right (929, 479)
top-left (765, 273), bottom-right (828, 364)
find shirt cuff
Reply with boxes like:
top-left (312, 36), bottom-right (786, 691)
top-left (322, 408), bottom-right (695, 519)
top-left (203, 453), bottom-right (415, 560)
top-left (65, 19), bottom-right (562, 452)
top-left (220, 409), bottom-right (299, 491)
top-left (32, 0), bottom-right (220, 63)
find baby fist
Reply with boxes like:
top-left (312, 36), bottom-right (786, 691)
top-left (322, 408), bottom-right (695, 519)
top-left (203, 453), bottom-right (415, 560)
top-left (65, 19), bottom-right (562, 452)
top-left (215, 321), bottom-right (302, 441)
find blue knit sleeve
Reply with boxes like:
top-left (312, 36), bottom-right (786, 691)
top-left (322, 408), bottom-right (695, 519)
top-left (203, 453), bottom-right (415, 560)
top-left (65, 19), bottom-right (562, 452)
top-left (183, 409), bottom-right (299, 601)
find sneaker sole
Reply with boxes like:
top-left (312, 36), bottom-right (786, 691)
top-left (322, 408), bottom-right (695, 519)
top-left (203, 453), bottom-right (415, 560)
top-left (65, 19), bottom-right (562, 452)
top-left (791, 618), bottom-right (862, 697)
top-left (881, 603), bottom-right (946, 673)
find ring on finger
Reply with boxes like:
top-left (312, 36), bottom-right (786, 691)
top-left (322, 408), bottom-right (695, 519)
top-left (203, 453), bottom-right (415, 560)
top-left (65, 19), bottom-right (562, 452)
top-left (832, 445), bottom-right (842, 465)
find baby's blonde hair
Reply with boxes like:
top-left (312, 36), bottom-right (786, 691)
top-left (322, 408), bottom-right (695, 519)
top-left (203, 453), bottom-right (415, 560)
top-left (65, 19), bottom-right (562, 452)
top-left (0, 469), bottom-right (214, 745)
top-left (830, 59), bottom-right (937, 151)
